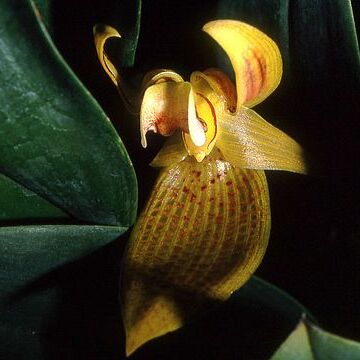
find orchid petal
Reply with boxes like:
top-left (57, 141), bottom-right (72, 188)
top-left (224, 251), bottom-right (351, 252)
top-left (140, 81), bottom-right (206, 148)
top-left (93, 24), bottom-right (121, 86)
top-left (202, 68), bottom-right (237, 113)
top-left (121, 148), bottom-right (270, 355)
top-left (203, 20), bottom-right (282, 110)
top-left (141, 69), bottom-right (184, 88)
top-left (93, 24), bottom-right (137, 113)
top-left (140, 81), bottom-right (190, 147)
top-left (216, 107), bottom-right (307, 174)
top-left (150, 132), bottom-right (188, 167)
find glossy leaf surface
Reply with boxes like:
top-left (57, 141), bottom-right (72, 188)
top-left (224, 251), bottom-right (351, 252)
top-left (0, 0), bottom-right (137, 226)
top-left (0, 1), bottom-right (141, 358)
top-left (0, 174), bottom-right (67, 222)
top-left (271, 319), bottom-right (360, 360)
top-left (0, 225), bottom-right (126, 359)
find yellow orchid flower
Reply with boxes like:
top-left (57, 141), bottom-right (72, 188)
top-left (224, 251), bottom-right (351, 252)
top-left (94, 20), bottom-right (307, 356)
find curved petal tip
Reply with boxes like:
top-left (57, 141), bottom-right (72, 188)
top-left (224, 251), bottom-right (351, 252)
top-left (203, 20), bottom-right (282, 110)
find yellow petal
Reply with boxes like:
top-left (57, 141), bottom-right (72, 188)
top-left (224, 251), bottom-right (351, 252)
top-left (216, 107), bottom-right (307, 174)
top-left (203, 20), bottom-right (282, 110)
top-left (189, 70), bottom-right (232, 112)
top-left (121, 148), bottom-right (270, 355)
top-left (93, 24), bottom-right (137, 113)
top-left (150, 131), bottom-right (188, 167)
top-left (141, 69), bottom-right (184, 88)
top-left (140, 81), bottom-right (191, 147)
top-left (93, 24), bottom-right (121, 86)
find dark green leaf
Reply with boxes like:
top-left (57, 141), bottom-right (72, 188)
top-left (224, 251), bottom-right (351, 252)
top-left (271, 318), bottom-right (360, 360)
top-left (0, 225), bottom-right (126, 359)
top-left (0, 2), bottom-right (141, 357)
top-left (0, 173), bottom-right (68, 222)
top-left (30, 0), bottom-right (52, 33)
top-left (0, 225), bottom-right (126, 296)
top-left (234, 276), bottom-right (316, 324)
top-left (105, 0), bottom-right (142, 68)
top-left (0, 0), bottom-right (137, 226)
top-left (288, 0), bottom-right (360, 99)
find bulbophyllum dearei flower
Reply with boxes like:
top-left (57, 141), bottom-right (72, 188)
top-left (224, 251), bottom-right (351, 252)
top-left (94, 20), bottom-right (307, 356)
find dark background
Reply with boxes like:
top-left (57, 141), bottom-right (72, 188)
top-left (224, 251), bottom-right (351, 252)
top-left (44, 0), bottom-right (360, 358)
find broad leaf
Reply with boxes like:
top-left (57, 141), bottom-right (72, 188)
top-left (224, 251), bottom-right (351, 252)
top-left (0, 173), bottom-right (67, 222)
top-left (234, 276), bottom-right (315, 324)
top-left (271, 318), bottom-right (360, 360)
top-left (0, 0), bottom-right (137, 226)
top-left (0, 1), bottom-right (141, 358)
top-left (0, 225), bottom-right (126, 359)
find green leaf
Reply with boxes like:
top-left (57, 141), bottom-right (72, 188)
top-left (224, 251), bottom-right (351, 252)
top-left (104, 0), bottom-right (142, 68)
top-left (271, 318), bottom-right (360, 360)
top-left (0, 1), bottom-right (142, 358)
top-left (0, 225), bottom-right (126, 296)
top-left (0, 0), bottom-right (137, 226)
top-left (31, 0), bottom-right (142, 68)
top-left (234, 276), bottom-right (316, 324)
top-left (30, 0), bottom-right (52, 33)
top-left (0, 225), bottom-right (126, 359)
top-left (288, 0), bottom-right (360, 99)
top-left (0, 173), bottom-right (68, 222)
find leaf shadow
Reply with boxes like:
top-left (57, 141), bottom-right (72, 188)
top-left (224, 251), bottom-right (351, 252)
top-left (118, 262), bottom-right (305, 360)
top-left (4, 237), bottom-right (128, 359)
top-left (3, 239), bottom-right (305, 360)
top-left (128, 275), bottom-right (299, 360)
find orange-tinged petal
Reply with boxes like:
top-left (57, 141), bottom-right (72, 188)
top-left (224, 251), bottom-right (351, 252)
top-left (216, 107), bottom-right (307, 174)
top-left (140, 81), bottom-right (206, 148)
top-left (202, 68), bottom-right (237, 113)
top-left (203, 20), bottom-right (282, 110)
top-left (140, 81), bottom-right (185, 147)
top-left (121, 148), bottom-right (270, 355)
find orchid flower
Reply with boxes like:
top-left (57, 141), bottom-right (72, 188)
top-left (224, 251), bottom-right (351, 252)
top-left (94, 20), bottom-right (306, 356)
